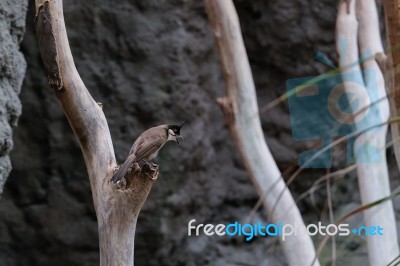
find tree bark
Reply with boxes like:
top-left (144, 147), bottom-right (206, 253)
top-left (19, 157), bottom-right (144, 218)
top-left (336, 0), bottom-right (399, 265)
top-left (383, 0), bottom-right (400, 170)
top-left (204, 1), bottom-right (320, 265)
top-left (34, 0), bottom-right (158, 265)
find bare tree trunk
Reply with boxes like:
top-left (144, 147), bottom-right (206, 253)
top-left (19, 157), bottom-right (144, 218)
top-left (204, 1), bottom-right (320, 265)
top-left (34, 1), bottom-right (158, 265)
top-left (383, 0), bottom-right (400, 169)
top-left (336, 0), bottom-right (399, 265)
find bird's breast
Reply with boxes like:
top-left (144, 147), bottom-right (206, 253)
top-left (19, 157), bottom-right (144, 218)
top-left (147, 150), bottom-right (159, 161)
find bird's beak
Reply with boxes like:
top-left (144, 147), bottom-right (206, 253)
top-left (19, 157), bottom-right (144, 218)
top-left (176, 135), bottom-right (184, 144)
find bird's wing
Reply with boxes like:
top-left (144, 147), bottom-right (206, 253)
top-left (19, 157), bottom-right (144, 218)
top-left (133, 134), bottom-right (166, 162)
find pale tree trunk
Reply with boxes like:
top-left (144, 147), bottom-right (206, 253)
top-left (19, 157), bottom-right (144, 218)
top-left (204, 1), bottom-right (320, 265)
top-left (34, 1), bottom-right (159, 265)
top-left (336, 0), bottom-right (399, 265)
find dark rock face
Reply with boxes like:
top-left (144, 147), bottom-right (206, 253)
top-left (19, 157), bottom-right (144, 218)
top-left (0, 0), bottom-right (394, 266)
top-left (0, 0), bottom-right (27, 196)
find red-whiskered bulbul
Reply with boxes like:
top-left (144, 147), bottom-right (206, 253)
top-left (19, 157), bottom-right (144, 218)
top-left (111, 123), bottom-right (184, 184)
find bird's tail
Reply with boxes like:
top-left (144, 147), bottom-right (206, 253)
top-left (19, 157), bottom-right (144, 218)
top-left (111, 155), bottom-right (136, 183)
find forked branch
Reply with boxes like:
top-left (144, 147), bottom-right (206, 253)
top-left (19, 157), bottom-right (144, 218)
top-left (336, 0), bottom-right (399, 264)
top-left (34, 0), bottom-right (157, 265)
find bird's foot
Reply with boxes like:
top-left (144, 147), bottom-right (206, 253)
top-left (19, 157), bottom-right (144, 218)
top-left (138, 159), bottom-right (149, 168)
top-left (139, 159), bottom-right (158, 168)
top-left (114, 178), bottom-right (126, 190)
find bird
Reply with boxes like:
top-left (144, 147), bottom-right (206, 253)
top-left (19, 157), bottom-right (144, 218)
top-left (111, 123), bottom-right (184, 184)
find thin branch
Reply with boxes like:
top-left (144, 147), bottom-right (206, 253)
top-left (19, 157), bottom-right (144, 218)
top-left (326, 171), bottom-right (336, 266)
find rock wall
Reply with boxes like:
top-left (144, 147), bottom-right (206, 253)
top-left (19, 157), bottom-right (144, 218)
top-left (0, 0), bottom-right (396, 266)
top-left (0, 0), bottom-right (27, 196)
